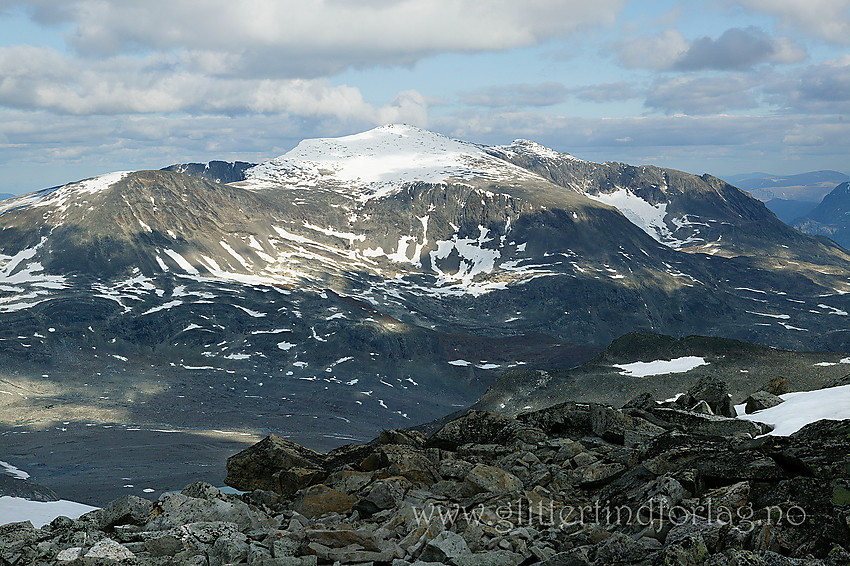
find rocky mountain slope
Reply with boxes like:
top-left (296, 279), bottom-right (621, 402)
top-left (4, 125), bottom-right (850, 503)
top-left (793, 182), bottom-right (850, 249)
top-left (474, 332), bottom-right (850, 416)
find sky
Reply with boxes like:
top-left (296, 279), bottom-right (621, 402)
top-left (0, 0), bottom-right (849, 195)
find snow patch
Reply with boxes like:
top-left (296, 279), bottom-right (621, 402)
top-left (0, 460), bottom-right (29, 480)
top-left (613, 356), bottom-right (708, 378)
top-left (585, 189), bottom-right (671, 244)
top-left (736, 384), bottom-right (850, 436)
top-left (0, 496), bottom-right (98, 528)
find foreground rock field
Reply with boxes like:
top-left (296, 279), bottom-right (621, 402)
top-left (2, 379), bottom-right (849, 565)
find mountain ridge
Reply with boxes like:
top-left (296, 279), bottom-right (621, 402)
top-left (6, 124), bottom-right (850, 504)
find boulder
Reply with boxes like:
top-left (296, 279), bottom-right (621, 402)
top-left (362, 444), bottom-right (440, 484)
top-left (225, 434), bottom-right (326, 492)
top-left (427, 411), bottom-right (531, 450)
top-left (98, 495), bottom-right (153, 530)
top-left (419, 530), bottom-right (471, 563)
top-left (453, 549), bottom-right (526, 566)
top-left (690, 400), bottom-right (714, 415)
top-left (304, 528), bottom-right (382, 551)
top-left (209, 533), bottom-right (249, 566)
top-left (276, 468), bottom-right (327, 496)
top-left (577, 461), bottom-right (626, 489)
top-left (464, 463), bottom-right (523, 494)
top-left (380, 428), bottom-right (427, 447)
top-left (294, 484), bottom-right (358, 518)
top-left (56, 547), bottom-right (83, 562)
top-left (745, 391), bottom-right (784, 414)
top-left (590, 403), bottom-right (665, 447)
top-left (354, 477), bottom-right (410, 516)
top-left (145, 492), bottom-right (269, 531)
top-left (144, 533), bottom-right (186, 557)
top-left (649, 407), bottom-right (766, 437)
top-left (594, 532), bottom-right (653, 564)
top-left (786, 419), bottom-right (850, 479)
top-left (686, 375), bottom-right (737, 417)
top-left (84, 538), bottom-right (135, 561)
top-left (623, 392), bottom-right (657, 410)
top-left (517, 402), bottom-right (592, 436)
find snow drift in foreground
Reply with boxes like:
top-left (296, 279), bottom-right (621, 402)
top-left (736, 383), bottom-right (850, 436)
top-left (0, 496), bottom-right (97, 528)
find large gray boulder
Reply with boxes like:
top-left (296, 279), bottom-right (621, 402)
top-left (745, 390), bottom-right (784, 414)
top-left (145, 493), bottom-right (270, 531)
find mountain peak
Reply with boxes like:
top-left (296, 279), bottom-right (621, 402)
top-left (240, 124), bottom-right (539, 199)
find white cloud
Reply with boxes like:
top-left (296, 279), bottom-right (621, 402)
top-left (616, 30), bottom-right (689, 70)
top-left (737, 0), bottom-right (850, 44)
top-left (0, 45), bottom-right (426, 123)
top-left (439, 111), bottom-right (850, 176)
top-left (617, 28), bottom-right (806, 71)
top-left (673, 28), bottom-right (806, 70)
top-left (645, 74), bottom-right (764, 114)
top-left (7, 0), bottom-right (626, 75)
top-left (460, 82), bottom-right (569, 108)
top-left (767, 55), bottom-right (850, 114)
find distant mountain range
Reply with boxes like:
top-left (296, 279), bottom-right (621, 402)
top-left (725, 170), bottom-right (850, 202)
top-left (793, 182), bottom-right (850, 249)
top-left (763, 197), bottom-right (820, 224)
top-left (3, 125), bottom-right (850, 452)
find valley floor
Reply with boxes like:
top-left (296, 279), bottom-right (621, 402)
top-left (0, 424), bottom-right (258, 505)
top-left (0, 359), bottom-right (404, 506)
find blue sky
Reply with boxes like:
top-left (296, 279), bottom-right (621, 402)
top-left (0, 0), bottom-right (848, 194)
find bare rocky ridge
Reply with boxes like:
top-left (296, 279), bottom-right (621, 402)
top-left (4, 384), bottom-right (848, 565)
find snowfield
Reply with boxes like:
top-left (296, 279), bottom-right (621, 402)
top-left (736, 383), bottom-right (850, 436)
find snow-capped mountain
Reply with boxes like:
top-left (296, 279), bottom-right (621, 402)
top-left (3, 124), bottom-right (850, 460)
top-left (239, 124), bottom-right (540, 200)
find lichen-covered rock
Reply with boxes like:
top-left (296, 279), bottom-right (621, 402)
top-left (464, 463), bottom-right (523, 494)
top-left (418, 530), bottom-right (471, 563)
top-left (146, 492), bottom-right (269, 531)
top-left (427, 410), bottom-right (534, 450)
top-left (84, 537), bottom-right (135, 560)
top-left (225, 434), bottom-right (326, 492)
top-left (650, 407), bottom-right (766, 437)
top-left (294, 484), bottom-right (358, 518)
